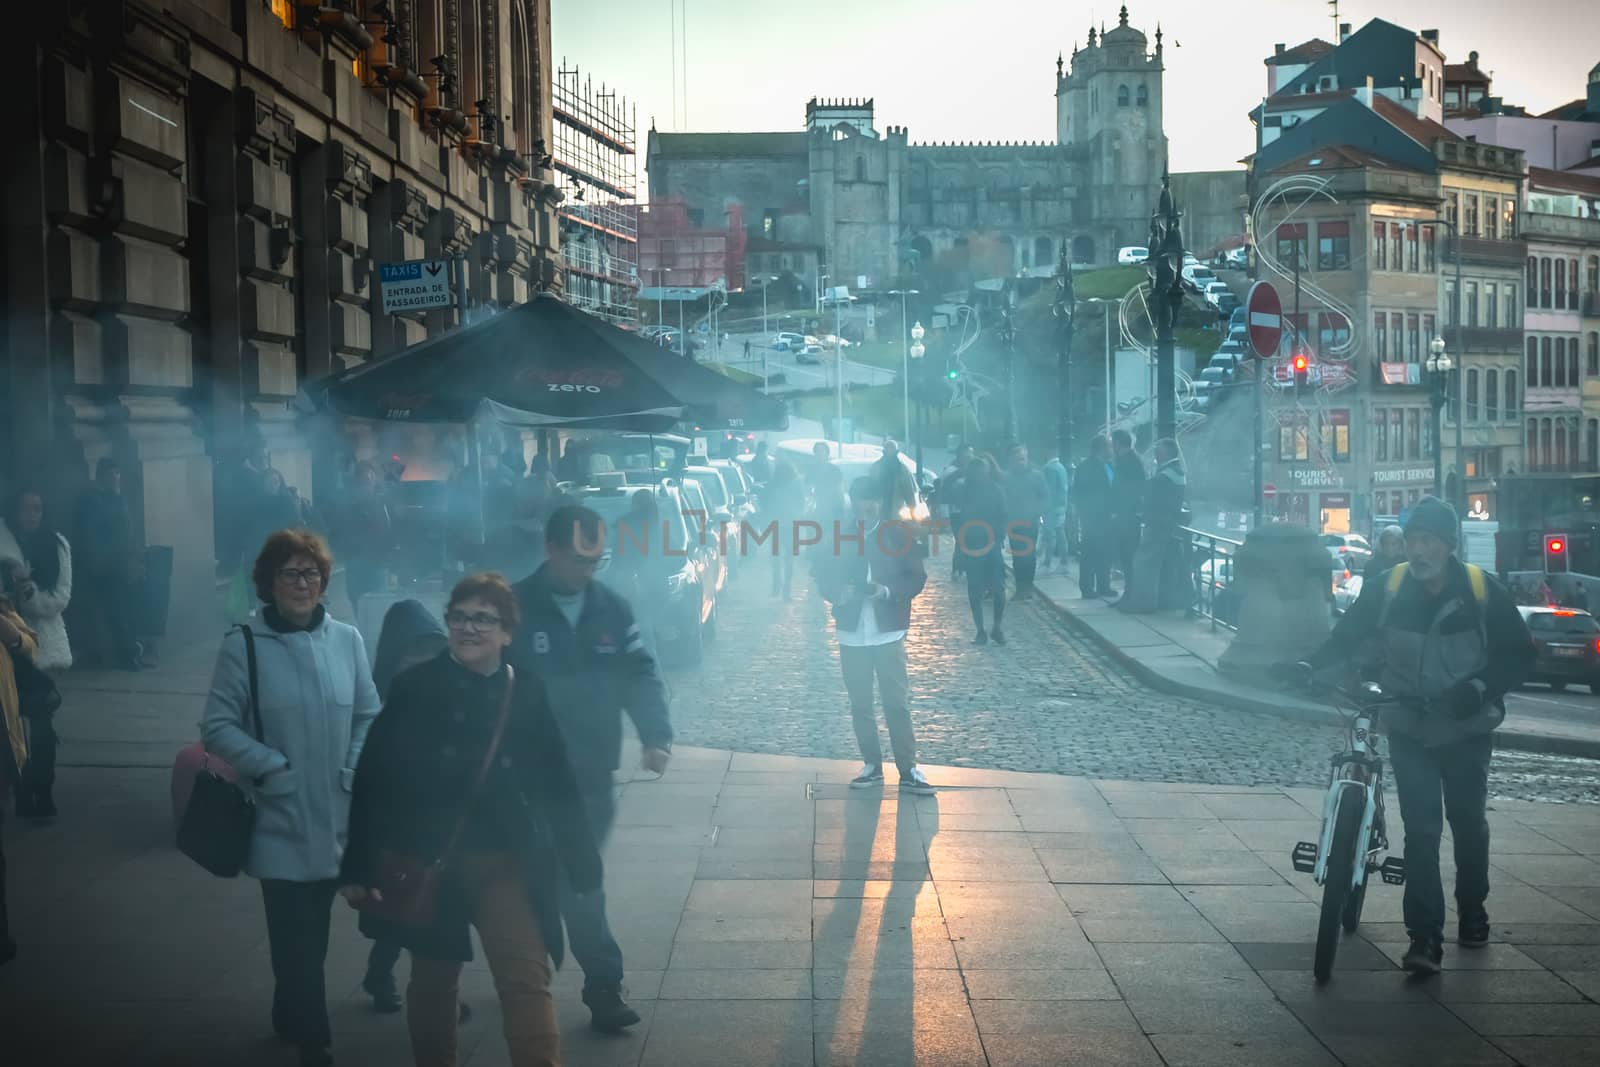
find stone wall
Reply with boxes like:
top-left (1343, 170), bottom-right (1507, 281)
top-left (647, 152), bottom-right (809, 239)
top-left (1171, 170), bottom-right (1248, 256)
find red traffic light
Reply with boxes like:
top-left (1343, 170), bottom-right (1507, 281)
top-left (1547, 537), bottom-right (1565, 554)
top-left (1293, 354), bottom-right (1308, 371)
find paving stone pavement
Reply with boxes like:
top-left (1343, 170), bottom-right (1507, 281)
top-left (3, 748), bottom-right (1599, 1067)
top-left (669, 560), bottom-right (1600, 805)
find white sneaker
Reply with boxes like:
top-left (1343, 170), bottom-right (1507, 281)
top-left (849, 764), bottom-right (884, 788)
top-left (899, 767), bottom-right (935, 796)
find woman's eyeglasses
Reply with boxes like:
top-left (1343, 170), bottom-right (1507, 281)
top-left (276, 568), bottom-right (323, 588)
top-left (446, 610), bottom-right (503, 632)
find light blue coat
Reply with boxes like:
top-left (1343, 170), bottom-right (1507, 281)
top-left (201, 613), bottom-right (381, 882)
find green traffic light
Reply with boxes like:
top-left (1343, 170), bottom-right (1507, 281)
top-left (947, 368), bottom-right (959, 380)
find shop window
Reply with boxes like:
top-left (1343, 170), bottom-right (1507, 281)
top-left (1279, 416), bottom-right (1309, 461)
top-left (1322, 410), bottom-right (1351, 461)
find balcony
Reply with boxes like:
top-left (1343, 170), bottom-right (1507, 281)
top-left (1450, 325), bottom-right (1523, 353)
top-left (1446, 235), bottom-right (1529, 267)
top-left (1520, 212), bottom-right (1600, 245)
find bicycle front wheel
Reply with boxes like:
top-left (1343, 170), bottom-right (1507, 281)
top-left (1314, 783), bottom-right (1365, 982)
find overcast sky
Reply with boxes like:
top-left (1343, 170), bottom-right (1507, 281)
top-left (553, 0), bottom-right (1595, 183)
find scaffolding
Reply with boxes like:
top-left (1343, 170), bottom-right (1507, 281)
top-left (554, 61), bottom-right (638, 325)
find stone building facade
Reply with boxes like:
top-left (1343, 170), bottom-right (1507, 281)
top-left (646, 7), bottom-right (1203, 291)
top-left (4, 1), bottom-right (562, 632)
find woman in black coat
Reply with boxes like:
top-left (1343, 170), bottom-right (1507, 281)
top-left (340, 573), bottom-right (601, 1067)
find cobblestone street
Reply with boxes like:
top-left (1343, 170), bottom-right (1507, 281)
top-left (665, 557), bottom-right (1600, 804)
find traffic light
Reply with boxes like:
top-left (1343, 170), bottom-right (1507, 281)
top-left (947, 365), bottom-right (960, 381)
top-left (1545, 533), bottom-right (1569, 574)
top-left (1292, 353), bottom-right (1309, 393)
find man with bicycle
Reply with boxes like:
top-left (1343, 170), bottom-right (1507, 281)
top-left (1295, 497), bottom-right (1533, 974)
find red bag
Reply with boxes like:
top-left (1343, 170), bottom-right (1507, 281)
top-left (171, 741), bottom-right (239, 834)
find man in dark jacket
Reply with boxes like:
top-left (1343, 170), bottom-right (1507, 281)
top-left (510, 505), bottom-right (673, 1032)
top-left (71, 457), bottom-right (142, 670)
top-left (1001, 443), bottom-right (1049, 598)
top-left (816, 477), bottom-right (933, 794)
top-left (1073, 435), bottom-right (1116, 597)
top-left (1108, 430), bottom-right (1147, 600)
top-left (1300, 497), bottom-right (1534, 975)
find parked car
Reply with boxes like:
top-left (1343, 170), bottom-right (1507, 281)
top-left (1224, 247), bottom-right (1249, 269)
top-left (1183, 253), bottom-right (1199, 267)
top-left (796, 343), bottom-right (826, 364)
top-left (1203, 280), bottom-right (1231, 306)
top-left (1227, 324), bottom-right (1250, 346)
top-left (1181, 264), bottom-right (1217, 293)
top-left (1197, 365), bottom-right (1229, 392)
top-left (1229, 306), bottom-right (1247, 330)
top-left (1322, 533), bottom-right (1373, 556)
top-left (1208, 353), bottom-right (1243, 379)
top-left (679, 464), bottom-right (745, 576)
top-left (1118, 246), bottom-right (1150, 264)
top-left (1213, 292), bottom-right (1241, 317)
top-left (709, 458), bottom-right (759, 520)
top-left (1517, 606), bottom-right (1600, 692)
top-left (1215, 339), bottom-right (1246, 359)
top-left (575, 484), bottom-right (720, 665)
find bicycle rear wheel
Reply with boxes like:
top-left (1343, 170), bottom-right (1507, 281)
top-left (1315, 783), bottom-right (1365, 982)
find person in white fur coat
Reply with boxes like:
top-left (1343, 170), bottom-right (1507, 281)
top-left (0, 489), bottom-right (73, 672)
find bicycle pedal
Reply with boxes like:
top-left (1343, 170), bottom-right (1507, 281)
top-left (1378, 857), bottom-right (1406, 885)
top-left (1291, 841), bottom-right (1318, 873)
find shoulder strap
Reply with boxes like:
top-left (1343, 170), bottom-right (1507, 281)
top-left (437, 665), bottom-right (516, 865)
top-left (234, 624), bottom-right (265, 745)
top-left (1377, 562), bottom-right (1409, 629)
top-left (1464, 563), bottom-right (1488, 607)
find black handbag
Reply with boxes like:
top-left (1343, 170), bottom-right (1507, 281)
top-left (177, 625), bottom-right (263, 878)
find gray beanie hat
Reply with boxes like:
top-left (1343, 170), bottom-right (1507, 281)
top-left (1405, 495), bottom-right (1458, 546)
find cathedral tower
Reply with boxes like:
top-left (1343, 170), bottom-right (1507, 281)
top-left (1055, 5), bottom-right (1167, 261)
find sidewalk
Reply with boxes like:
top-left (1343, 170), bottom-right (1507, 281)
top-left (5, 672), bottom-right (1600, 1065)
top-left (1031, 566), bottom-right (1600, 761)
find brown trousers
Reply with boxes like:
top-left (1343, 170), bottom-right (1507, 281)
top-left (407, 851), bottom-right (560, 1067)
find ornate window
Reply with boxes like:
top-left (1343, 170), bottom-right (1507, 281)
top-left (1136, 84), bottom-right (1148, 106)
top-left (1117, 85), bottom-right (1130, 107)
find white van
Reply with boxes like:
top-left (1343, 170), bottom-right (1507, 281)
top-left (1118, 246), bottom-right (1149, 265)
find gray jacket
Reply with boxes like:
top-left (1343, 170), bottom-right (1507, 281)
top-left (201, 612), bottom-right (381, 881)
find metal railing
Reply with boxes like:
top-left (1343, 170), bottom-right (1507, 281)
top-left (1184, 525), bottom-right (1245, 631)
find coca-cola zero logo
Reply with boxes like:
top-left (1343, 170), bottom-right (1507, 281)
top-left (518, 368), bottom-right (624, 394)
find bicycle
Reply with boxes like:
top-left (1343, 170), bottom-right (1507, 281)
top-left (1290, 680), bottom-right (1408, 982)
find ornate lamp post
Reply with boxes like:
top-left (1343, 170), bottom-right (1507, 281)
top-left (1427, 337), bottom-right (1455, 500)
top-left (910, 321), bottom-right (926, 476)
top-left (1145, 171), bottom-right (1186, 440)
top-left (1053, 246), bottom-right (1076, 463)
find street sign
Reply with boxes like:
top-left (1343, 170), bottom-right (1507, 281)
top-left (379, 259), bottom-right (453, 313)
top-left (1262, 483), bottom-right (1278, 503)
top-left (1245, 281), bottom-right (1282, 359)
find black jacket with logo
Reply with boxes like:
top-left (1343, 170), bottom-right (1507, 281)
top-left (510, 565), bottom-right (673, 780)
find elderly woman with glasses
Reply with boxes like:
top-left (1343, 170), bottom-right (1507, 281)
top-left (341, 572), bottom-right (601, 1067)
top-left (201, 529), bottom-right (381, 1067)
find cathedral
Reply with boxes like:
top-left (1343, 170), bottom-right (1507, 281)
top-left (645, 7), bottom-right (1230, 291)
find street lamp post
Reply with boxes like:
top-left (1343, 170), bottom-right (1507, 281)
top-left (1427, 337), bottom-right (1455, 500)
top-left (1053, 248), bottom-right (1076, 464)
top-left (834, 296), bottom-right (845, 445)
top-left (890, 289), bottom-right (919, 444)
top-left (998, 283), bottom-right (1020, 442)
top-left (910, 321), bottom-right (926, 476)
top-left (1402, 217), bottom-right (1465, 513)
top-left (1145, 170), bottom-right (1187, 441)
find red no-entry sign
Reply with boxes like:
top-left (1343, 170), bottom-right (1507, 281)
top-left (1246, 281), bottom-right (1283, 359)
top-left (1263, 483), bottom-right (1278, 503)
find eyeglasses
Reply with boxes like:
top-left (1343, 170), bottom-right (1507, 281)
top-left (276, 568), bottom-right (323, 588)
top-left (446, 610), bottom-right (503, 632)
